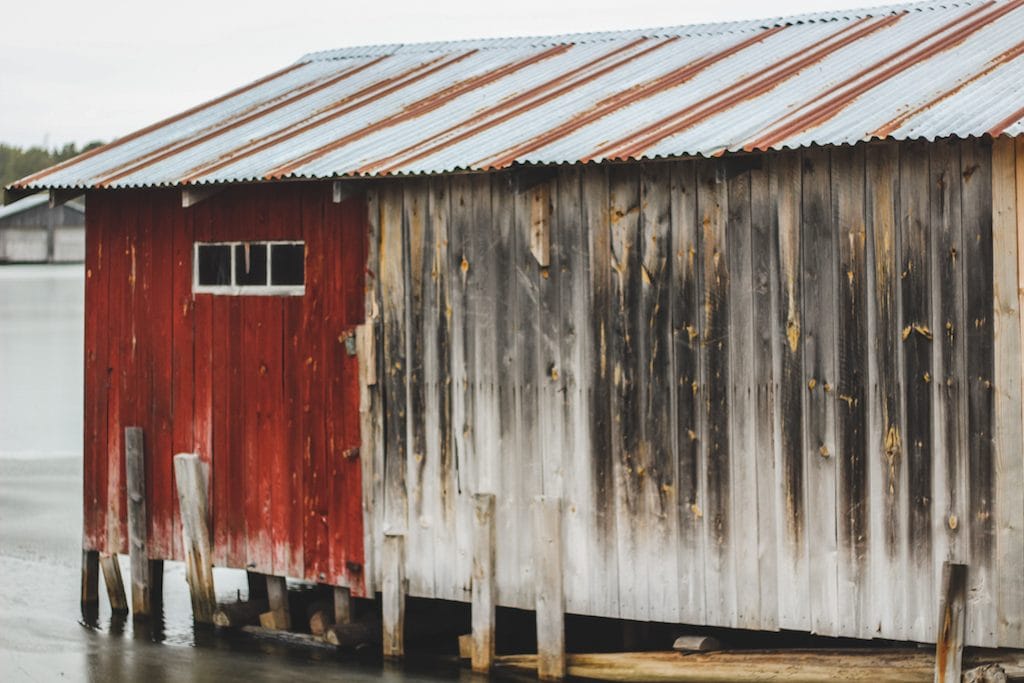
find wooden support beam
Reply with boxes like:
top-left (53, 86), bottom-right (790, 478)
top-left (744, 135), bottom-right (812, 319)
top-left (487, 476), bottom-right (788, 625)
top-left (472, 493), bottom-right (496, 673)
top-left (181, 185), bottom-right (223, 208)
top-left (265, 575), bottom-right (291, 630)
top-left (534, 496), bottom-right (565, 681)
top-left (100, 554), bottom-right (129, 614)
top-left (246, 571), bottom-right (268, 600)
top-left (48, 188), bottom-right (83, 208)
top-left (934, 562), bottom-right (968, 683)
top-left (124, 426), bottom-right (157, 617)
top-left (213, 599), bottom-right (269, 628)
top-left (334, 586), bottom-right (352, 625)
top-left (382, 532), bottom-right (406, 658)
top-left (81, 549), bottom-right (99, 607)
top-left (173, 452), bottom-right (217, 623)
top-left (529, 182), bottom-right (551, 267)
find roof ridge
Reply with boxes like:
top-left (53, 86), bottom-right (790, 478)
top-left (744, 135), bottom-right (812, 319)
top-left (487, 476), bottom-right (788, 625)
top-left (298, 0), bottom-right (975, 62)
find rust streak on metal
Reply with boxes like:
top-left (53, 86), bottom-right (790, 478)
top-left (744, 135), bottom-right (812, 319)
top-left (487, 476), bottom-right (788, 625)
top-left (476, 26), bottom-right (789, 170)
top-left (872, 38), bottom-right (1024, 139)
top-left (360, 36), bottom-right (671, 175)
top-left (177, 51), bottom-right (478, 185)
top-left (586, 14), bottom-right (899, 163)
top-left (988, 105), bottom-right (1024, 137)
top-left (266, 44), bottom-right (573, 178)
top-left (96, 56), bottom-right (392, 187)
top-left (746, 0), bottom-right (1022, 151)
top-left (12, 61), bottom-right (311, 189)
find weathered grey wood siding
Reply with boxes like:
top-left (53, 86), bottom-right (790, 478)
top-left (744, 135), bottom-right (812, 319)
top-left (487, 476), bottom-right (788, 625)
top-left (362, 137), bottom-right (1024, 648)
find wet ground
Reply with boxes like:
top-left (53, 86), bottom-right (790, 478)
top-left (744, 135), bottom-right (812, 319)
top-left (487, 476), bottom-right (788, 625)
top-left (0, 265), bottom-right (466, 682)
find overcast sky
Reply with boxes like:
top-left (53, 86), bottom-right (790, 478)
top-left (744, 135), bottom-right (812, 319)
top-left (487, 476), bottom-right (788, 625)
top-left (1, 0), bottom-right (870, 148)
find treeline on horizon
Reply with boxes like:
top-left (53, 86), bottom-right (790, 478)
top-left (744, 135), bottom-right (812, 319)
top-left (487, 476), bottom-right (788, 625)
top-left (1, 141), bottom-right (105, 191)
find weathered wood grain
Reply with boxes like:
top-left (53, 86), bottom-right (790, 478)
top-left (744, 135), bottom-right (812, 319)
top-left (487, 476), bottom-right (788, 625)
top-left (382, 532), bottom-right (406, 658)
top-left (534, 496), bottom-right (566, 681)
top-left (801, 147), bottom-right (839, 636)
top-left (865, 141), bottom-right (906, 639)
top-left (770, 152), bottom-right (808, 632)
top-left (725, 161), bottom-right (759, 630)
top-left (990, 136), bottom-right (1023, 647)
top-left (125, 426), bottom-right (155, 616)
top-left (832, 145), bottom-right (869, 638)
top-left (471, 493), bottom-right (496, 673)
top-left (670, 160), bottom-right (706, 626)
top-left (961, 138), bottom-right (997, 646)
top-left (749, 159), bottom-right (779, 632)
top-left (173, 452), bottom-right (216, 623)
top-left (581, 164), bottom-right (620, 618)
top-left (100, 553), bottom-right (129, 614)
top-left (934, 562), bottom-right (968, 683)
top-left (639, 162), bottom-right (679, 624)
top-left (697, 160), bottom-right (735, 628)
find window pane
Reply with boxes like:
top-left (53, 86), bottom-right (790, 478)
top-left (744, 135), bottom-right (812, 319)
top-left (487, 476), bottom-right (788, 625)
top-left (197, 244), bottom-right (231, 286)
top-left (235, 243), bottom-right (268, 286)
top-left (271, 243), bottom-right (304, 286)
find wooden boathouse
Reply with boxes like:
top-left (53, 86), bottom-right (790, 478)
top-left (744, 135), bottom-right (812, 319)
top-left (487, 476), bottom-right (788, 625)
top-left (7, 0), bottom-right (1024, 675)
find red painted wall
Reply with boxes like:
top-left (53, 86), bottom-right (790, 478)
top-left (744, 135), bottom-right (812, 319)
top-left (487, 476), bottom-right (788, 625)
top-left (83, 183), bottom-right (367, 593)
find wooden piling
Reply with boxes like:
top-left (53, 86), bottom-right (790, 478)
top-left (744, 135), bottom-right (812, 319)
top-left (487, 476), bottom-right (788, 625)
top-left (100, 553), bottom-right (129, 614)
top-left (124, 426), bottom-right (158, 617)
top-left (265, 575), bottom-right (291, 630)
top-left (934, 562), bottom-right (968, 683)
top-left (382, 532), bottom-right (406, 658)
top-left (534, 496), bottom-right (565, 681)
top-left (472, 493), bottom-right (496, 672)
top-left (173, 452), bottom-right (216, 623)
top-left (246, 571), bottom-right (268, 600)
top-left (334, 586), bottom-right (352, 625)
top-left (81, 548), bottom-right (99, 608)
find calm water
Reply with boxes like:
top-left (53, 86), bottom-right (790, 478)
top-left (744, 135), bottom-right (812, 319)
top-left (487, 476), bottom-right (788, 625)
top-left (0, 265), bottom-right (467, 682)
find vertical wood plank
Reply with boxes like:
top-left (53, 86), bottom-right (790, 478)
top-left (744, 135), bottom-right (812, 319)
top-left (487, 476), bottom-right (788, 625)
top-left (125, 426), bottom-right (153, 616)
top-left (100, 553), bottom-right (129, 614)
top-left (608, 165), bottom-right (647, 621)
top-left (802, 147), bottom-right (839, 636)
top-left (382, 532), bottom-right (406, 658)
top-left (534, 496), bottom-right (565, 681)
top-left (670, 160), bottom-right (706, 626)
top-left (991, 136), bottom-right (1023, 647)
top-left (81, 549), bottom-right (100, 607)
top-left (403, 180), bottom-right (433, 597)
top-left (173, 452), bottom-right (216, 623)
top-left (173, 194), bottom-right (197, 565)
top-left (865, 141), bottom-right (905, 639)
top-left (581, 164), bottom-right (619, 617)
top-left (929, 140), bottom-right (968, 588)
top-left (83, 191), bottom-right (109, 554)
top-left (537, 178), bottom-right (563, 502)
top-left (266, 574), bottom-right (291, 630)
top-left (961, 138), bottom-right (997, 646)
top-left (832, 145), bottom-right (870, 638)
top-left (900, 141), bottom-right (935, 642)
top-left (749, 159), bottom-right (779, 632)
top-left (934, 562), bottom-right (968, 683)
top-left (697, 159), bottom-right (735, 628)
top-left (380, 183), bottom-right (409, 535)
top-left (639, 162), bottom-right (679, 624)
top-left (770, 151), bottom-right (809, 632)
top-left (334, 586), bottom-right (352, 625)
top-left (471, 493), bottom-right (496, 673)
top-left (725, 161), bottom-right (759, 630)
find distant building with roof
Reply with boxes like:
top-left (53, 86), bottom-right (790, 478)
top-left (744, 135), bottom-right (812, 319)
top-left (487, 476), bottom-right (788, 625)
top-left (0, 193), bottom-right (84, 263)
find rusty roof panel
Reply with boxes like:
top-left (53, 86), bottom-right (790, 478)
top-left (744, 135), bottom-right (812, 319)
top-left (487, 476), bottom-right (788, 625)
top-left (11, 0), bottom-right (1024, 191)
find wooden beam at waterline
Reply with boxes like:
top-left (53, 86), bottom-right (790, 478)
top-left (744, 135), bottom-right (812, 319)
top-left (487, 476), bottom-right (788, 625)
top-left (100, 553), bottom-right (129, 614)
top-left (534, 496), bottom-right (566, 681)
top-left (124, 426), bottom-right (159, 617)
top-left (173, 453), bottom-right (216, 623)
top-left (934, 562), bottom-right (968, 683)
top-left (382, 532), bottom-right (406, 658)
top-left (472, 493), bottom-right (496, 673)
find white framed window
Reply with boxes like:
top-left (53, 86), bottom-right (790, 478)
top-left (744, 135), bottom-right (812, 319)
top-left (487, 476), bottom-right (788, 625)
top-left (193, 241), bottom-right (305, 295)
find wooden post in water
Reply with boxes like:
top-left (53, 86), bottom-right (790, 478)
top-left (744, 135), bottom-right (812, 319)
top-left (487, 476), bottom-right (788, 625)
top-left (173, 452), bottom-right (216, 623)
top-left (81, 548), bottom-right (99, 613)
top-left (264, 575), bottom-right (291, 630)
top-left (100, 553), bottom-right (129, 614)
top-left (534, 496), bottom-right (565, 681)
top-left (382, 532), bottom-right (406, 658)
top-left (246, 571), bottom-right (268, 600)
top-left (124, 426), bottom-right (158, 617)
top-left (472, 493), bottom-right (496, 672)
top-left (934, 562), bottom-right (968, 683)
top-left (334, 586), bottom-right (352, 625)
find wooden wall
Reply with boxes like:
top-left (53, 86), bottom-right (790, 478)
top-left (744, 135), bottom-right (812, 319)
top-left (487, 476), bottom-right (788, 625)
top-left (82, 183), bottom-right (368, 594)
top-left (365, 137), bottom-right (1024, 647)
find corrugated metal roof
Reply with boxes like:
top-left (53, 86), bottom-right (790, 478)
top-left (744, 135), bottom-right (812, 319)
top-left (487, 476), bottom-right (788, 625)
top-left (11, 0), bottom-right (1024, 192)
